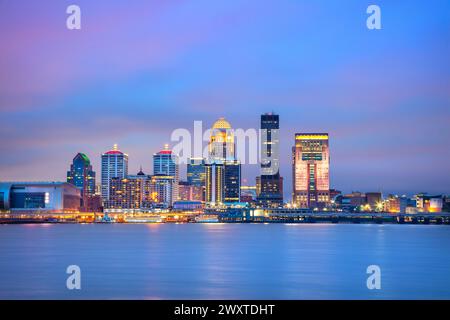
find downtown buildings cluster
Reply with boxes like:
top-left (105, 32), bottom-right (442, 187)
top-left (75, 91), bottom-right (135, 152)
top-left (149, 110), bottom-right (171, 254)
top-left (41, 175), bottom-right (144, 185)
top-left (0, 113), bottom-right (449, 217)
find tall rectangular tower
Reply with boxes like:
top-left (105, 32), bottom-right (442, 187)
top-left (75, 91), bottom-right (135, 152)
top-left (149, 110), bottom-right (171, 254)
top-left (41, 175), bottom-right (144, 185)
top-left (153, 144), bottom-right (179, 202)
top-left (101, 144), bottom-right (128, 203)
top-left (292, 133), bottom-right (330, 209)
top-left (257, 113), bottom-right (283, 207)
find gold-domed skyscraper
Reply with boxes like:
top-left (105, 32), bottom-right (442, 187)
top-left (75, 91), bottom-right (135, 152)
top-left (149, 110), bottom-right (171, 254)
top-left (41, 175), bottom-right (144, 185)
top-left (208, 117), bottom-right (235, 161)
top-left (205, 117), bottom-right (241, 205)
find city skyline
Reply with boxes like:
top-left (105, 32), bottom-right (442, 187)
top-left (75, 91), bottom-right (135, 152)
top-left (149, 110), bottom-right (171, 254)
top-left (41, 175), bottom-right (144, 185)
top-left (0, 114), bottom-right (449, 200)
top-left (1, 1), bottom-right (450, 197)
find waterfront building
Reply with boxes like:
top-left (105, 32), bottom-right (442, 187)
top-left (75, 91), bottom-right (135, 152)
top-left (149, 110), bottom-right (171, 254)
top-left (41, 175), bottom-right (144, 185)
top-left (241, 186), bottom-right (257, 204)
top-left (101, 144), bottom-right (128, 202)
top-left (208, 117), bottom-right (235, 161)
top-left (187, 158), bottom-right (206, 187)
top-left (153, 144), bottom-right (179, 201)
top-left (257, 113), bottom-right (283, 207)
top-left (179, 181), bottom-right (204, 202)
top-left (151, 175), bottom-right (176, 207)
top-left (205, 117), bottom-right (241, 205)
top-left (67, 153), bottom-right (96, 210)
top-left (205, 162), bottom-right (224, 204)
top-left (106, 177), bottom-right (145, 210)
top-left (0, 182), bottom-right (81, 213)
top-left (223, 160), bottom-right (241, 202)
top-left (384, 195), bottom-right (408, 214)
top-left (366, 192), bottom-right (382, 210)
top-left (292, 133), bottom-right (330, 209)
top-left (415, 194), bottom-right (443, 213)
top-left (173, 201), bottom-right (203, 211)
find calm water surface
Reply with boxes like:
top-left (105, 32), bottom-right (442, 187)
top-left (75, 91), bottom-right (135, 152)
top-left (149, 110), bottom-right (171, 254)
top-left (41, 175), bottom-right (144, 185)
top-left (0, 223), bottom-right (450, 299)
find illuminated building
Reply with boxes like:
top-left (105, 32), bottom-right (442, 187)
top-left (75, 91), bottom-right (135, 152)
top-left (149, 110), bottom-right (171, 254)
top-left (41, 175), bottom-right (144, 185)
top-left (205, 118), bottom-right (241, 205)
top-left (415, 194), bottom-right (443, 213)
top-left (205, 162), bottom-right (224, 204)
top-left (153, 144), bottom-right (179, 201)
top-left (173, 201), bottom-right (203, 211)
top-left (208, 117), bottom-right (235, 161)
top-left (187, 158), bottom-right (206, 187)
top-left (106, 177), bottom-right (145, 210)
top-left (0, 182), bottom-right (81, 213)
top-left (67, 153), bottom-right (95, 210)
top-left (101, 144), bottom-right (128, 202)
top-left (292, 133), bottom-right (330, 209)
top-left (241, 186), bottom-right (257, 204)
top-left (257, 113), bottom-right (283, 207)
top-left (179, 181), bottom-right (204, 202)
top-left (384, 195), bottom-right (408, 213)
top-left (366, 192), bottom-right (382, 210)
top-left (223, 160), bottom-right (241, 202)
top-left (152, 175), bottom-right (176, 207)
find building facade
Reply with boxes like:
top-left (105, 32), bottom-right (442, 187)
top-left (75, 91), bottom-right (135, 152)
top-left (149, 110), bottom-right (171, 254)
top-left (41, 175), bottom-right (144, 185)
top-left (178, 181), bottom-right (204, 202)
top-left (67, 153), bottom-right (96, 210)
top-left (223, 160), bottom-right (241, 203)
top-left (101, 144), bottom-right (128, 203)
top-left (153, 144), bottom-right (179, 202)
top-left (208, 117), bottom-right (235, 161)
top-left (187, 158), bottom-right (206, 187)
top-left (292, 133), bottom-right (330, 209)
top-left (0, 182), bottom-right (81, 213)
top-left (205, 118), bottom-right (241, 205)
top-left (257, 113), bottom-right (283, 207)
top-left (205, 162), bottom-right (224, 204)
top-left (152, 175), bottom-right (176, 207)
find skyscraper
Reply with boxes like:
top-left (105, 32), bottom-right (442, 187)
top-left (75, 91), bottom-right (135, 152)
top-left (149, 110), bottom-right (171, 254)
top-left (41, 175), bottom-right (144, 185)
top-left (187, 158), bottom-right (206, 187)
top-left (205, 162), bottom-right (224, 204)
top-left (209, 117), bottom-right (235, 161)
top-left (205, 118), bottom-right (241, 205)
top-left (67, 153), bottom-right (96, 210)
top-left (153, 144), bottom-right (179, 202)
top-left (257, 113), bottom-right (283, 207)
top-left (223, 160), bottom-right (241, 202)
top-left (67, 153), bottom-right (95, 210)
top-left (101, 144), bottom-right (128, 202)
top-left (292, 133), bottom-right (330, 209)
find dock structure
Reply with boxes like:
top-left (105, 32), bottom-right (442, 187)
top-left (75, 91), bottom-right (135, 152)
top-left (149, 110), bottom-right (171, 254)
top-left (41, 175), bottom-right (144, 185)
top-left (1, 208), bottom-right (450, 224)
top-left (214, 208), bottom-right (450, 225)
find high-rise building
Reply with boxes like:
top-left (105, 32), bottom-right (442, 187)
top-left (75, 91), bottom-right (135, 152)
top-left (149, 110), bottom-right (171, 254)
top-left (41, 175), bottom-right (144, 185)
top-left (292, 133), bottom-right (330, 209)
top-left (107, 177), bottom-right (145, 210)
top-left (223, 160), bottom-right (241, 202)
top-left (187, 158), bottom-right (206, 187)
top-left (209, 117), bottom-right (235, 161)
top-left (205, 118), bottom-right (241, 205)
top-left (152, 175), bottom-right (176, 207)
top-left (101, 144), bottom-right (128, 202)
top-left (205, 162), bottom-right (224, 204)
top-left (67, 153), bottom-right (95, 210)
top-left (257, 113), bottom-right (283, 207)
top-left (153, 144), bottom-right (179, 201)
top-left (105, 168), bottom-right (155, 211)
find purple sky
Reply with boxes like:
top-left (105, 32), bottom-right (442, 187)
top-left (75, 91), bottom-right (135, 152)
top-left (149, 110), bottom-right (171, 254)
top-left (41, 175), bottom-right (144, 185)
top-left (1, 0), bottom-right (449, 198)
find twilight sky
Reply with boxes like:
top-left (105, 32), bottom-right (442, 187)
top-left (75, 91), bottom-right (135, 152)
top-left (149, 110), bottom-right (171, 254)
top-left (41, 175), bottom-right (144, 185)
top-left (1, 0), bottom-right (449, 198)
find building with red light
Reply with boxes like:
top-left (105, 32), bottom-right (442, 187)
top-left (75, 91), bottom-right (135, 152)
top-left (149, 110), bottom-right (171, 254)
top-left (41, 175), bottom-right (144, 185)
top-left (101, 144), bottom-right (128, 203)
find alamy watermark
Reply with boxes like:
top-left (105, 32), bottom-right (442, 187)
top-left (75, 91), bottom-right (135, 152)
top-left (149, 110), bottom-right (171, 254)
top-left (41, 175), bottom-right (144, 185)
top-left (66, 265), bottom-right (81, 290)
